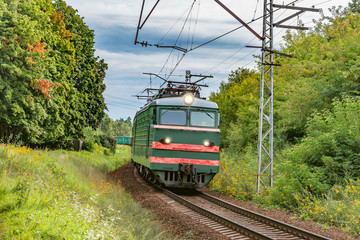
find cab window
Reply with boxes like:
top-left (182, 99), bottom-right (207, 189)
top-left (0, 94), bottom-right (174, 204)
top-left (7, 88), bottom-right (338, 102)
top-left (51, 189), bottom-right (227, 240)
top-left (190, 111), bottom-right (215, 127)
top-left (160, 109), bottom-right (186, 125)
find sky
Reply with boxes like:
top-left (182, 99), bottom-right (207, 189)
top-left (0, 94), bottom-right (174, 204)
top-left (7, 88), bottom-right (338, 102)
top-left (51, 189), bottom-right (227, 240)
top-left (64, 0), bottom-right (351, 121)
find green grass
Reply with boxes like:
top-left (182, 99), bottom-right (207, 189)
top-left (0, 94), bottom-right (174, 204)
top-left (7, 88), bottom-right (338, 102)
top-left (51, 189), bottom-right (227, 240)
top-left (0, 144), bottom-right (174, 239)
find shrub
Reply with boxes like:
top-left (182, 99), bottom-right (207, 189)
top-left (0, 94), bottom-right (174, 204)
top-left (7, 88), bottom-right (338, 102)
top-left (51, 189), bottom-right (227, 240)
top-left (98, 133), bottom-right (117, 154)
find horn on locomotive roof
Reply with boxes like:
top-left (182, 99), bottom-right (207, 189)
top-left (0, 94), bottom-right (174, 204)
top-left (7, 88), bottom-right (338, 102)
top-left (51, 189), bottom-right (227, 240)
top-left (134, 70), bottom-right (213, 101)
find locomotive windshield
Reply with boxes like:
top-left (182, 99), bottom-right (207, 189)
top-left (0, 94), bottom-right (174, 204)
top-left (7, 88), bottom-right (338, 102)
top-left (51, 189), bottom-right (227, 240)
top-left (190, 110), bottom-right (215, 127)
top-left (160, 110), bottom-right (186, 125)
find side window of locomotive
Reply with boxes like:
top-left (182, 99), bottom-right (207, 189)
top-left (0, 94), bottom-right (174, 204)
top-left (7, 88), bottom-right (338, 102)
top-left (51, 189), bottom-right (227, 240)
top-left (160, 110), bottom-right (186, 125)
top-left (190, 111), bottom-right (216, 127)
top-left (152, 108), bottom-right (157, 124)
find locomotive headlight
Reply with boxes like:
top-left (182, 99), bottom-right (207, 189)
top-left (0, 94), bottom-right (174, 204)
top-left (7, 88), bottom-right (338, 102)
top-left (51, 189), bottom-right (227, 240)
top-left (183, 94), bottom-right (194, 105)
top-left (203, 140), bottom-right (214, 147)
top-left (160, 137), bottom-right (171, 144)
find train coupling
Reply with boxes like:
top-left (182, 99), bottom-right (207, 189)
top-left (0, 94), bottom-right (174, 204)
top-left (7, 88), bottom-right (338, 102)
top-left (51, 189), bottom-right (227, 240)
top-left (177, 163), bottom-right (198, 185)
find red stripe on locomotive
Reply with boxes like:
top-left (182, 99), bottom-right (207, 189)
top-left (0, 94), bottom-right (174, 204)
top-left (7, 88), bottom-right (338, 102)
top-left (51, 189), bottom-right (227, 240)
top-left (150, 157), bottom-right (220, 166)
top-left (152, 142), bottom-right (219, 153)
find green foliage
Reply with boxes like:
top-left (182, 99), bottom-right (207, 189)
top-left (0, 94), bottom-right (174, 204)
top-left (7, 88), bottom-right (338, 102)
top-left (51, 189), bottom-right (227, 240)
top-left (98, 133), bottom-right (117, 154)
top-left (81, 127), bottom-right (97, 152)
top-left (347, 0), bottom-right (360, 13)
top-left (209, 4), bottom-right (360, 237)
top-left (0, 0), bottom-right (107, 147)
top-left (295, 179), bottom-right (360, 235)
top-left (101, 114), bottom-right (132, 137)
top-left (284, 96), bottom-right (360, 186)
top-left (81, 114), bottom-right (132, 154)
top-left (0, 144), bottom-right (172, 239)
top-left (275, 10), bottom-right (360, 142)
top-left (209, 148), bottom-right (257, 201)
top-left (210, 68), bottom-right (260, 150)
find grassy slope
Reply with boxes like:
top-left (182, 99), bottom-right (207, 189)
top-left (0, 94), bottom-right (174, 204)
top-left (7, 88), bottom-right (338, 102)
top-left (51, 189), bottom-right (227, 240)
top-left (0, 144), bottom-right (172, 239)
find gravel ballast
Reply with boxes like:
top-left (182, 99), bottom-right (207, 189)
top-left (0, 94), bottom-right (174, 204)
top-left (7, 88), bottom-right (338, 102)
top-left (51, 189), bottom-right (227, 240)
top-left (108, 163), bottom-right (356, 240)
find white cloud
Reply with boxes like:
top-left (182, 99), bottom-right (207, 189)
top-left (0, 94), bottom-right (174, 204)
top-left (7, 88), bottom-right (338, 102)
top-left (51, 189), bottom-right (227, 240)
top-left (65, 0), bottom-right (351, 119)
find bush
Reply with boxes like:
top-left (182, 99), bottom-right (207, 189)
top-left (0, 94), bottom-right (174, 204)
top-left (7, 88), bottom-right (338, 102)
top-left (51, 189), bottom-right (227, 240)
top-left (81, 127), bottom-right (97, 152)
top-left (99, 133), bottom-right (117, 154)
top-left (285, 96), bottom-right (360, 186)
top-left (209, 147), bottom-right (257, 201)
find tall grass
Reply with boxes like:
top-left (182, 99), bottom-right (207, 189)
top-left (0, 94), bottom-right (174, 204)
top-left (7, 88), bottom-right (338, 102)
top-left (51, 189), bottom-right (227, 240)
top-left (0, 144), bottom-right (172, 239)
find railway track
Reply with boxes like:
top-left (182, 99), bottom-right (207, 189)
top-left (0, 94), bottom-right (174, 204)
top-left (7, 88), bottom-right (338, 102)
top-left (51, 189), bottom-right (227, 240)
top-left (160, 188), bottom-right (332, 240)
top-left (134, 168), bottom-right (332, 240)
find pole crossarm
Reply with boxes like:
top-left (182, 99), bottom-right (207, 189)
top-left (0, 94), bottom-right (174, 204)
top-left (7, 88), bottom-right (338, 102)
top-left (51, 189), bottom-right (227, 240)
top-left (214, 0), bottom-right (263, 41)
top-left (274, 10), bottom-right (304, 26)
top-left (273, 4), bottom-right (320, 31)
top-left (273, 4), bottom-right (321, 12)
top-left (276, 25), bottom-right (309, 30)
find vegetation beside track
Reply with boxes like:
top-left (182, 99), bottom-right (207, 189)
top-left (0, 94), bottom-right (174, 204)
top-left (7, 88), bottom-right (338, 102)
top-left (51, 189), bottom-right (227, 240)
top-left (0, 144), bottom-right (172, 239)
top-left (209, 1), bottom-right (360, 237)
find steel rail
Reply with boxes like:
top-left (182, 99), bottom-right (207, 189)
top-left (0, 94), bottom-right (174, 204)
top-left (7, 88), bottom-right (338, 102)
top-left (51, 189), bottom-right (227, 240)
top-left (161, 188), bottom-right (274, 240)
top-left (197, 191), bottom-right (332, 240)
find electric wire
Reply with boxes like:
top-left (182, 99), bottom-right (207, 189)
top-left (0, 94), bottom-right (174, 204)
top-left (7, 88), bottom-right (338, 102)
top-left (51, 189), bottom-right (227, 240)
top-left (191, 0), bottom-right (201, 49)
top-left (104, 94), bottom-right (144, 106)
top-left (204, 3), bottom-right (302, 78)
top-left (156, 5), bottom-right (193, 45)
top-left (252, 0), bottom-right (260, 21)
top-left (156, 0), bottom-right (196, 80)
top-left (151, 0), bottom-right (305, 85)
top-left (105, 102), bottom-right (140, 111)
top-left (155, 0), bottom-right (304, 83)
top-left (207, 13), bottom-right (305, 85)
top-left (136, 0), bottom-right (322, 97)
top-left (188, 0), bottom-right (303, 53)
top-left (159, 0), bottom-right (197, 81)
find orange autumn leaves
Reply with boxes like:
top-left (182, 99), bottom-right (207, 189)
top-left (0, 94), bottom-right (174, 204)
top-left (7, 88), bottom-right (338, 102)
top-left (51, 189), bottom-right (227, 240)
top-left (26, 40), bottom-right (58, 99)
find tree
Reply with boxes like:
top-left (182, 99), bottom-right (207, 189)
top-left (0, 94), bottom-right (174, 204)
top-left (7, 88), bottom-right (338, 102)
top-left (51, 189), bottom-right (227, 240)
top-left (348, 0), bottom-right (360, 13)
top-left (0, 0), bottom-right (107, 147)
top-left (210, 68), bottom-right (260, 150)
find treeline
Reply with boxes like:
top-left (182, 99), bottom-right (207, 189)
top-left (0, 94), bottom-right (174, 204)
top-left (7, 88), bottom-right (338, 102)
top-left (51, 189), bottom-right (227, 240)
top-left (210, 1), bottom-right (360, 235)
top-left (82, 115), bottom-right (132, 154)
top-left (0, 0), bottom-right (107, 148)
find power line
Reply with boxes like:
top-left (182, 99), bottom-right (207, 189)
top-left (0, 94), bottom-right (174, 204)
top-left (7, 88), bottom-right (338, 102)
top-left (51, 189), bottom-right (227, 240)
top-left (188, 0), bottom-right (303, 52)
top-left (105, 102), bottom-right (140, 111)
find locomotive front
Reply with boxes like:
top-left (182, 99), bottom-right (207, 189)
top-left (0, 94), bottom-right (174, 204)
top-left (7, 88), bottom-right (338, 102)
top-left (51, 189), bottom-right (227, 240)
top-left (132, 93), bottom-right (220, 188)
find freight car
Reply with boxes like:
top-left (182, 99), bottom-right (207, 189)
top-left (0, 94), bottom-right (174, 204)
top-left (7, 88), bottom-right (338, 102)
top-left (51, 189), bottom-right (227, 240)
top-left (131, 83), bottom-right (220, 188)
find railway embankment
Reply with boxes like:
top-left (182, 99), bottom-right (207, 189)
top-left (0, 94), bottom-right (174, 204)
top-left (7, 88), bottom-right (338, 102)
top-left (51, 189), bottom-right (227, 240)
top-left (0, 145), bottom-right (173, 239)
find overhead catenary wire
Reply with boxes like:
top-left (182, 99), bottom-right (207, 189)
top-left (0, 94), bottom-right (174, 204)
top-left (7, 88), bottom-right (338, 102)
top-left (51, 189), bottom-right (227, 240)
top-left (157, 0), bottom-right (197, 81)
top-left (206, 9), bottom-right (310, 85)
top-left (203, 2), bottom-right (305, 78)
top-left (139, 0), bottom-right (305, 85)
top-left (252, 0), bottom-right (261, 21)
top-left (135, 0), bottom-right (323, 96)
top-left (188, 0), bottom-right (303, 52)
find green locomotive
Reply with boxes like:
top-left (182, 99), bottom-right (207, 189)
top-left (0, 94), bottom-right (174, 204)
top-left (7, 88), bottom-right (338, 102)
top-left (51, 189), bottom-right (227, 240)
top-left (131, 84), bottom-right (220, 188)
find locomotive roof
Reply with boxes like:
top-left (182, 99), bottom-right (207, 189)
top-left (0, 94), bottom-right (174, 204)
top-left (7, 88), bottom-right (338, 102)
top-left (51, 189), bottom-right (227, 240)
top-left (136, 96), bottom-right (218, 116)
top-left (154, 96), bottom-right (218, 108)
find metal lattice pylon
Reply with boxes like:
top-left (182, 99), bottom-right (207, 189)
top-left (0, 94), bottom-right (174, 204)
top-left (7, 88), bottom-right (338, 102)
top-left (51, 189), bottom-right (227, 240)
top-left (256, 0), bottom-right (274, 194)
